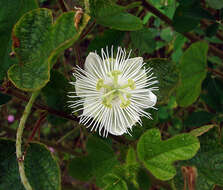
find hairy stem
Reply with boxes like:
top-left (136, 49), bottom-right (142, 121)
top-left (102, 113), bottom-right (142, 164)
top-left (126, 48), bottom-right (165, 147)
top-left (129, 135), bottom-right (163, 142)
top-left (84, 0), bottom-right (90, 14)
top-left (16, 91), bottom-right (40, 190)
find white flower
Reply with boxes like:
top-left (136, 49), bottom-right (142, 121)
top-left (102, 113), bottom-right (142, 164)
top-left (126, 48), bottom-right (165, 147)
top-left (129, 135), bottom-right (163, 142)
top-left (68, 47), bottom-right (158, 137)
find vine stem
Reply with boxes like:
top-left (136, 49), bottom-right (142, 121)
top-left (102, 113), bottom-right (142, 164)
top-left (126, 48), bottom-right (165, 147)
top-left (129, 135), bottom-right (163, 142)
top-left (16, 91), bottom-right (40, 190)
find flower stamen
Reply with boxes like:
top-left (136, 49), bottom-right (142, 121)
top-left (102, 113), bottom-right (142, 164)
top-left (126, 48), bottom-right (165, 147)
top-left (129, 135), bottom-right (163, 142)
top-left (96, 70), bottom-right (136, 109)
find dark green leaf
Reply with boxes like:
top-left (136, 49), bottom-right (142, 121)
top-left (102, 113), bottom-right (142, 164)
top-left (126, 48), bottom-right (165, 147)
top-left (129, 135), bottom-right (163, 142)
top-left (184, 111), bottom-right (215, 128)
top-left (201, 76), bottom-right (223, 112)
top-left (176, 42), bottom-right (208, 107)
top-left (147, 58), bottom-right (180, 104)
top-left (205, 23), bottom-right (219, 37)
top-left (0, 0), bottom-right (38, 81)
top-left (130, 28), bottom-right (157, 54)
top-left (136, 168), bottom-right (151, 190)
top-left (0, 139), bottom-right (60, 190)
top-left (88, 29), bottom-right (125, 53)
top-left (98, 12), bottom-right (143, 31)
top-left (173, 3), bottom-right (214, 33)
top-left (90, 0), bottom-right (143, 31)
top-left (68, 136), bottom-right (118, 181)
top-left (42, 70), bottom-right (69, 125)
top-left (175, 145), bottom-right (223, 189)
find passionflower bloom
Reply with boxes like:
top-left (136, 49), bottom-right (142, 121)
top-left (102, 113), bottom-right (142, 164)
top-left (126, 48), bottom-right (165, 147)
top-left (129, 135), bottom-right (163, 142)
top-left (68, 47), bottom-right (158, 137)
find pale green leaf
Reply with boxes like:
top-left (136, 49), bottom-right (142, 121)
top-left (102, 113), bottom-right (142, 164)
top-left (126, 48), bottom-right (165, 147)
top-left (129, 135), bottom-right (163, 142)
top-left (137, 129), bottom-right (200, 180)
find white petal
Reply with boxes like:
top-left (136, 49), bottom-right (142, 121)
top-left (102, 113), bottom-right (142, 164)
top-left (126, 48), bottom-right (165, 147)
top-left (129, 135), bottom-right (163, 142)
top-left (109, 126), bottom-right (125, 136)
top-left (148, 91), bottom-right (157, 107)
top-left (84, 52), bottom-right (105, 78)
top-left (126, 57), bottom-right (143, 68)
top-left (122, 57), bottom-right (143, 73)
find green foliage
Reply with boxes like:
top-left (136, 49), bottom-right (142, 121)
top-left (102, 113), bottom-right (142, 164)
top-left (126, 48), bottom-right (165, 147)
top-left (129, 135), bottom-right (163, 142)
top-left (8, 8), bottom-right (90, 91)
top-left (68, 136), bottom-right (118, 182)
top-left (190, 125), bottom-right (215, 137)
top-left (130, 28), bottom-right (157, 54)
top-left (126, 147), bottom-right (137, 166)
top-left (202, 76), bottom-right (223, 112)
top-left (137, 129), bottom-right (200, 180)
top-left (173, 1), bottom-right (214, 33)
top-left (206, 0), bottom-right (223, 9)
top-left (89, 0), bottom-right (143, 31)
top-left (175, 143), bottom-right (223, 189)
top-left (184, 111), bottom-right (215, 127)
top-left (0, 0), bottom-right (38, 81)
top-left (147, 59), bottom-right (180, 104)
top-left (103, 174), bottom-right (128, 190)
top-left (176, 41), bottom-right (209, 107)
top-left (1, 0), bottom-right (223, 189)
top-left (0, 139), bottom-right (60, 190)
top-left (42, 70), bottom-right (69, 125)
top-left (88, 29), bottom-right (125, 52)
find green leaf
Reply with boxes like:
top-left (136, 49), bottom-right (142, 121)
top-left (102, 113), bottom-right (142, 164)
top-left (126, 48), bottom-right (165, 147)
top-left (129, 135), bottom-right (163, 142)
top-left (8, 8), bottom-right (90, 91)
top-left (0, 0), bottom-right (38, 81)
top-left (103, 174), bottom-right (128, 190)
top-left (98, 12), bottom-right (143, 31)
top-left (176, 42), bottom-right (208, 107)
top-left (136, 168), bottom-right (151, 190)
top-left (42, 70), bottom-right (69, 125)
top-left (190, 125), bottom-right (215, 137)
top-left (90, 0), bottom-right (143, 31)
top-left (184, 111), bottom-right (215, 128)
top-left (205, 23), bottom-right (219, 37)
top-left (147, 58), bottom-right (180, 104)
top-left (160, 27), bottom-right (174, 42)
top-left (0, 139), bottom-right (61, 190)
top-left (130, 28), bottom-right (157, 54)
top-left (137, 129), bottom-right (200, 180)
top-left (201, 76), bottom-right (223, 112)
top-left (68, 136), bottom-right (118, 181)
top-left (206, 0), bottom-right (223, 9)
top-left (175, 145), bottom-right (223, 190)
top-left (126, 147), bottom-right (137, 166)
top-left (88, 29), bottom-right (125, 53)
top-left (173, 3), bottom-right (214, 33)
top-left (0, 93), bottom-right (11, 105)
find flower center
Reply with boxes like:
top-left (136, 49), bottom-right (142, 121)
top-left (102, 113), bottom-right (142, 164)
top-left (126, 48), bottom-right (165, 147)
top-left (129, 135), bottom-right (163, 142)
top-left (96, 70), bottom-right (135, 108)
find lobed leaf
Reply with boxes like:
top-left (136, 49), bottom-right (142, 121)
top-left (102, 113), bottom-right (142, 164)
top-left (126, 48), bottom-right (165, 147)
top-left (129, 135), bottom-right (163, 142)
top-left (137, 129), bottom-right (200, 180)
top-left (8, 8), bottom-right (90, 91)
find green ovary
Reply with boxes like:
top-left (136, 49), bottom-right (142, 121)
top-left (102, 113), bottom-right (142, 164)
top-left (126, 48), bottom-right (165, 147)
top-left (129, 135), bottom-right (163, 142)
top-left (96, 70), bottom-right (135, 108)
